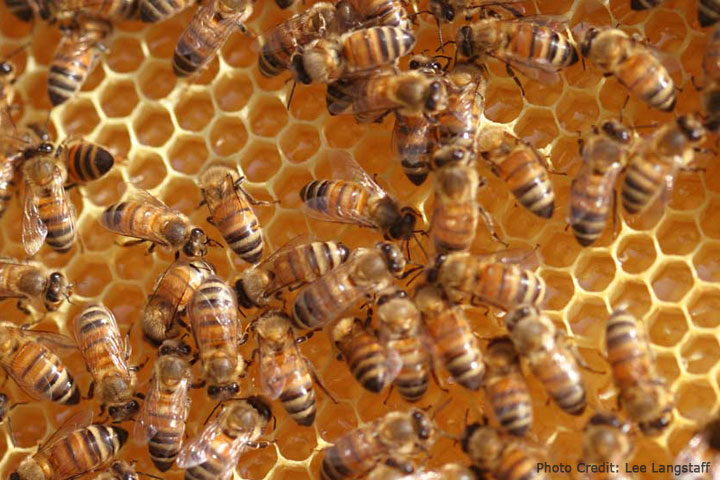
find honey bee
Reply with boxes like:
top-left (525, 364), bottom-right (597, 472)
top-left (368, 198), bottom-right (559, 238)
top-left (291, 26), bottom-right (416, 84)
top-left (11, 411), bottom-right (128, 480)
top-left (234, 237), bottom-right (350, 309)
top-left (621, 115), bottom-right (706, 215)
top-left (332, 316), bottom-right (400, 393)
top-left (476, 127), bottom-right (555, 219)
top-left (299, 157), bottom-right (420, 242)
top-left (176, 396), bottom-right (272, 480)
top-left (376, 286), bottom-right (430, 402)
top-left (253, 309), bottom-right (319, 426)
top-left (57, 139), bottom-right (115, 187)
top-left (505, 305), bottom-right (586, 415)
top-left (0, 257), bottom-right (70, 312)
top-left (35, 0), bottom-right (138, 22)
top-left (135, 340), bottom-right (193, 472)
top-left (368, 463), bottom-right (477, 480)
top-left (48, 17), bottom-right (112, 107)
top-left (630, 0), bottom-right (663, 9)
top-left (703, 27), bottom-right (720, 132)
top-left (414, 283), bottom-right (484, 391)
top-left (73, 303), bottom-right (140, 422)
top-left (427, 251), bottom-right (546, 310)
top-left (94, 461), bottom-right (141, 480)
top-left (142, 258), bottom-right (215, 345)
top-left (335, 0), bottom-right (410, 30)
top-left (580, 27), bottom-right (676, 111)
top-left (139, 0), bottom-right (193, 22)
top-left (173, 0), bottom-right (253, 77)
top-left (568, 120), bottom-right (632, 246)
top-left (484, 337), bottom-right (532, 437)
top-left (462, 423), bottom-right (548, 480)
top-left (321, 409), bottom-right (436, 480)
top-left (674, 418), bottom-right (720, 480)
top-left (292, 241), bottom-right (406, 330)
top-left (100, 190), bottom-right (210, 257)
top-left (581, 413), bottom-right (634, 480)
top-left (699, 0), bottom-right (720, 27)
top-left (258, 2), bottom-right (338, 78)
top-left (434, 61), bottom-right (486, 151)
top-left (4, 0), bottom-right (34, 21)
top-left (198, 164), bottom-right (268, 265)
top-left (605, 309), bottom-right (674, 435)
top-left (392, 111), bottom-right (435, 186)
top-left (189, 275), bottom-right (246, 401)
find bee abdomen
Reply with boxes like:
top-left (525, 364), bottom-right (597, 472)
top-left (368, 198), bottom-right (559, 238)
top-left (41, 202), bottom-right (75, 252)
top-left (489, 384), bottom-right (533, 436)
top-left (66, 142), bottom-right (114, 184)
top-left (149, 430), bottom-right (183, 471)
top-left (569, 205), bottom-right (608, 246)
top-left (534, 360), bottom-right (586, 415)
top-left (699, 0), bottom-right (720, 27)
top-left (281, 385), bottom-right (316, 426)
top-left (321, 442), bottom-right (359, 480)
top-left (444, 344), bottom-right (484, 390)
top-left (631, 0), bottom-right (662, 9)
top-left (621, 161), bottom-right (662, 214)
top-left (347, 338), bottom-right (389, 392)
top-left (500, 152), bottom-right (555, 218)
top-left (140, 0), bottom-right (184, 22)
top-left (497, 446), bottom-right (544, 480)
top-left (219, 207), bottom-right (263, 264)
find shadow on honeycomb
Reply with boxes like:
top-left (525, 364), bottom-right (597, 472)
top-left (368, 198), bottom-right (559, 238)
top-left (0, 0), bottom-right (719, 478)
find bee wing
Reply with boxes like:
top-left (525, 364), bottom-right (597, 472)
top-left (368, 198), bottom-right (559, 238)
top-left (19, 327), bottom-right (77, 350)
top-left (509, 14), bottom-right (570, 30)
top-left (473, 247), bottom-right (541, 270)
top-left (329, 152), bottom-right (387, 199)
top-left (499, 55), bottom-right (562, 84)
top-left (261, 233), bottom-right (313, 264)
top-left (22, 180), bottom-right (47, 257)
top-left (74, 307), bottom-right (130, 377)
top-left (384, 344), bottom-right (403, 385)
top-left (258, 345), bottom-right (287, 399)
top-left (135, 373), bottom-right (191, 444)
top-left (36, 409), bottom-right (93, 454)
top-left (176, 413), bottom-right (225, 469)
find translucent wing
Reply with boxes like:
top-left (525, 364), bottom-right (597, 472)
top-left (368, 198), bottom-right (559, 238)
top-left (22, 179), bottom-right (47, 257)
top-left (73, 306), bottom-right (131, 380)
top-left (36, 409), bottom-right (93, 454)
top-left (135, 367), bottom-right (191, 444)
top-left (261, 233), bottom-right (313, 267)
top-left (473, 247), bottom-right (541, 270)
top-left (330, 153), bottom-right (387, 199)
top-left (383, 344), bottom-right (402, 386)
top-left (19, 327), bottom-right (77, 350)
top-left (125, 184), bottom-right (171, 210)
top-left (258, 343), bottom-right (287, 399)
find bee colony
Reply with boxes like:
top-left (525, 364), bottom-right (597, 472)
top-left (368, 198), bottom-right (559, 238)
top-left (0, 0), bottom-right (719, 478)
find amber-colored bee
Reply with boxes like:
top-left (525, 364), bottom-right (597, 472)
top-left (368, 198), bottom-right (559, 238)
top-left (292, 241), bottom-right (406, 330)
top-left (94, 461), bottom-right (140, 480)
top-left (299, 157), bottom-right (420, 242)
top-left (73, 303), bottom-right (140, 422)
top-left (0, 257), bottom-right (70, 312)
top-left (568, 120), bottom-right (632, 246)
top-left (392, 112), bottom-right (435, 186)
top-left (581, 413), bottom-right (634, 480)
top-left (699, 0), bottom-right (720, 27)
top-left (198, 164), bottom-right (267, 264)
top-left (173, 0), bottom-right (252, 77)
top-left (415, 283), bottom-right (484, 391)
top-left (176, 396), bottom-right (272, 480)
top-left (674, 418), bottom-right (720, 480)
top-left (605, 309), bottom-right (674, 435)
top-left (142, 258), bottom-right (215, 344)
top-left (427, 252), bottom-right (546, 310)
top-left (506, 305), bottom-right (586, 415)
top-left (234, 237), bottom-right (350, 309)
top-left (135, 340), bottom-right (193, 472)
top-left (476, 128), bottom-right (555, 219)
top-left (484, 337), bottom-right (532, 436)
top-left (291, 26), bottom-right (415, 84)
top-left (253, 309), bottom-right (318, 426)
top-left (189, 275), bottom-right (246, 401)
top-left (434, 61), bottom-right (486, 150)
top-left (580, 27), bottom-right (675, 111)
top-left (336, 0), bottom-right (410, 30)
top-left (462, 423), bottom-right (548, 480)
top-left (630, 0), bottom-right (663, 9)
top-left (321, 409), bottom-right (436, 480)
top-left (258, 2), bottom-right (338, 78)
top-left (57, 139), bottom-right (115, 187)
top-left (368, 463), bottom-right (477, 480)
top-left (4, 0), bottom-right (34, 21)
top-left (100, 191), bottom-right (209, 257)
top-left (48, 17), bottom-right (111, 107)
top-left (376, 286), bottom-right (430, 402)
top-left (35, 0), bottom-right (138, 22)
top-left (139, 0), bottom-right (192, 22)
top-left (703, 27), bottom-right (720, 132)
top-left (621, 115), bottom-right (706, 215)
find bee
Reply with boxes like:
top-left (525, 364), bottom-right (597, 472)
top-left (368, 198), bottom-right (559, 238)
top-left (568, 120), bottom-right (632, 246)
top-left (703, 27), bottom-right (720, 132)
top-left (291, 26), bottom-right (416, 84)
top-left (35, 0), bottom-right (138, 22)
top-left (299, 157), bottom-right (420, 242)
top-left (189, 275), bottom-right (246, 401)
top-left (581, 413), bottom-right (634, 480)
top-left (142, 258), bottom-right (215, 345)
top-left (414, 283), bottom-right (484, 391)
top-left (476, 128), bottom-right (555, 219)
top-left (674, 418), bottom-right (720, 480)
top-left (258, 2), bottom-right (338, 78)
top-left (621, 114), bottom-right (706, 215)
top-left (368, 463), bottom-right (477, 480)
top-left (462, 423), bottom-right (548, 480)
top-left (253, 309), bottom-right (318, 426)
top-left (427, 252), bottom-right (546, 310)
top-left (100, 190), bottom-right (210, 257)
top-left (505, 305), bottom-right (586, 415)
top-left (4, 0), bottom-right (34, 21)
top-left (11, 411), bottom-right (128, 480)
top-left (434, 61), bottom-right (486, 151)
top-left (484, 337), bottom-right (532, 437)
top-left (630, 0), bottom-right (663, 9)
top-left (335, 0), bottom-right (410, 30)
top-left (73, 303), bottom-right (140, 422)
top-left (135, 340), bottom-right (193, 472)
top-left (332, 316), bottom-right (400, 393)
top-left (198, 164), bottom-right (267, 264)
top-left (376, 286), bottom-right (430, 402)
top-left (456, 17), bottom-right (579, 91)
top-left (392, 112), bottom-right (435, 186)
top-left (57, 139), bottom-right (115, 187)
top-left (699, 0), bottom-right (720, 27)
top-left (139, 0), bottom-right (193, 22)
top-left (321, 408), bottom-right (436, 480)
top-left (292, 241), bottom-right (406, 330)
top-left (0, 257), bottom-right (70, 312)
top-left (580, 27), bottom-right (676, 111)
top-left (48, 17), bottom-right (112, 107)
top-left (233, 237), bottom-right (350, 309)
top-left (176, 396), bottom-right (272, 480)
top-left (605, 309), bottom-right (674, 435)
top-left (173, 0), bottom-right (253, 77)
top-left (94, 461), bottom-right (140, 480)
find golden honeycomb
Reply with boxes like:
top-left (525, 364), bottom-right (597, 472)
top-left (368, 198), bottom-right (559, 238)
top-left (0, 0), bottom-right (718, 478)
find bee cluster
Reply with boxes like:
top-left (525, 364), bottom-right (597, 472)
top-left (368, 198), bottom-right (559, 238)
top-left (0, 0), bottom-right (719, 479)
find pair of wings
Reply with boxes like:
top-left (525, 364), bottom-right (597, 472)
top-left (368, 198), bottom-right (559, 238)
top-left (257, 339), bottom-right (309, 400)
top-left (134, 369), bottom-right (192, 444)
top-left (72, 305), bottom-right (131, 381)
top-left (150, 258), bottom-right (216, 321)
top-left (175, 0), bottom-right (252, 58)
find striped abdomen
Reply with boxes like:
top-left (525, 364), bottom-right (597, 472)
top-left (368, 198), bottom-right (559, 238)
top-left (496, 444), bottom-right (548, 480)
top-left (268, 241), bottom-right (350, 293)
top-left (337, 326), bottom-right (391, 393)
top-left (393, 113), bottom-right (434, 185)
top-left (0, 155), bottom-right (19, 218)
top-left (434, 83), bottom-right (481, 147)
top-left (101, 201), bottom-right (184, 248)
top-left (183, 430), bottom-right (239, 480)
top-left (569, 163), bottom-right (621, 246)
top-left (620, 153), bottom-right (669, 214)
top-left (65, 141), bottom-right (114, 185)
top-left (471, 262), bottom-right (546, 310)
top-left (528, 347), bottom-right (586, 415)
top-left (292, 267), bottom-right (361, 329)
top-left (37, 184), bottom-right (75, 252)
top-left (48, 36), bottom-right (100, 106)
top-left (341, 26), bottom-right (415, 75)
top-left (210, 187), bottom-right (263, 264)
top-left (139, 0), bottom-right (190, 22)
top-left (501, 21), bottom-right (578, 70)
top-left (321, 426), bottom-right (382, 480)
top-left (300, 180), bottom-right (372, 224)
top-left (485, 340), bottom-right (532, 436)
top-left (615, 51), bottom-right (676, 111)
top-left (431, 165), bottom-right (479, 253)
top-left (388, 336), bottom-right (429, 402)
top-left (491, 146), bottom-right (555, 218)
top-left (271, 352), bottom-right (316, 426)
top-left (699, 0), bottom-right (720, 27)
top-left (4, 0), bottom-right (33, 21)
top-left (630, 0), bottom-right (663, 9)
top-left (606, 310), bottom-right (652, 389)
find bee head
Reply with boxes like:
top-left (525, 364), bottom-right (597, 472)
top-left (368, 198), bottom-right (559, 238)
top-left (388, 207), bottom-right (417, 241)
top-left (429, 0), bottom-right (454, 22)
top-left (587, 412), bottom-right (626, 430)
top-left (0, 61), bottom-right (14, 77)
top-left (424, 80), bottom-right (448, 113)
top-left (409, 55), bottom-right (443, 74)
top-left (184, 227), bottom-right (208, 257)
top-left (109, 399), bottom-right (140, 422)
top-left (677, 114), bottom-right (706, 143)
top-left (580, 27), bottom-right (600, 58)
top-left (44, 271), bottom-right (69, 311)
top-left (410, 409), bottom-right (434, 441)
top-left (600, 120), bottom-right (631, 144)
top-left (376, 241), bottom-right (406, 276)
top-left (159, 339), bottom-right (192, 357)
top-left (290, 53), bottom-right (313, 85)
top-left (208, 382), bottom-right (240, 400)
top-left (246, 395), bottom-right (273, 423)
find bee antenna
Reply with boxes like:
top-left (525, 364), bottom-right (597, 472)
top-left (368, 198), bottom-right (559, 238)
top-left (204, 401), bottom-right (224, 425)
top-left (1, 41), bottom-right (30, 62)
top-left (431, 396), bottom-right (452, 420)
top-left (206, 237), bottom-right (224, 248)
top-left (436, 39), bottom-right (455, 53)
top-left (412, 233), bottom-right (428, 261)
top-left (286, 80), bottom-right (297, 110)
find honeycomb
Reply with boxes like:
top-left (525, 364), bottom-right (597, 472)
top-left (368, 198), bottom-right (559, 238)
top-left (0, 0), bottom-right (718, 478)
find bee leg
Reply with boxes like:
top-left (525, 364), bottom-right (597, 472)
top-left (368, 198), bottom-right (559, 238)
top-left (505, 64), bottom-right (525, 96)
top-left (86, 381), bottom-right (95, 400)
top-left (176, 317), bottom-right (190, 331)
top-left (557, 330), bottom-right (606, 374)
top-left (236, 182), bottom-right (278, 207)
top-left (15, 300), bottom-right (32, 316)
top-left (305, 358), bottom-right (338, 403)
top-left (429, 360), bottom-right (449, 393)
top-left (246, 440), bottom-right (273, 449)
top-left (384, 458), bottom-right (415, 474)
top-left (382, 384), bottom-right (394, 405)
top-left (691, 75), bottom-right (704, 92)
top-left (611, 189), bottom-right (619, 242)
top-left (478, 205), bottom-right (507, 247)
top-left (205, 216), bottom-right (216, 226)
top-left (295, 330), bottom-right (315, 345)
top-left (118, 239), bottom-right (146, 248)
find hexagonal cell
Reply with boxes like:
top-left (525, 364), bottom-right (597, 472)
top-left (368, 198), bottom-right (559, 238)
top-left (280, 123), bottom-right (321, 164)
top-left (102, 282), bottom-right (145, 328)
top-left (67, 257), bottom-right (114, 298)
top-left (236, 444), bottom-right (278, 479)
top-left (514, 108), bottom-right (558, 149)
top-left (59, 99), bottom-right (100, 137)
top-left (174, 90), bottom-right (215, 132)
top-left (272, 167), bottom-right (314, 209)
top-left (693, 242), bottom-right (720, 282)
top-left (656, 216), bottom-right (701, 255)
top-left (670, 173), bottom-right (706, 211)
top-left (522, 77), bottom-right (563, 108)
top-left (128, 150), bottom-right (167, 190)
top-left (609, 280), bottom-right (653, 318)
top-left (106, 36), bottom-right (145, 73)
top-left (145, 18), bottom-right (185, 59)
top-left (501, 204), bottom-right (546, 240)
top-left (168, 135), bottom-right (209, 175)
top-left (138, 61), bottom-right (176, 100)
top-left (264, 211), bottom-right (312, 246)
top-left (567, 297), bottom-right (608, 341)
top-left (700, 197), bottom-right (720, 239)
top-left (676, 380), bottom-right (717, 421)
top-left (249, 96), bottom-right (289, 137)
top-left (99, 79), bottom-right (138, 118)
top-left (323, 116), bottom-right (368, 149)
top-left (133, 105), bottom-right (174, 147)
top-left (617, 234), bottom-right (657, 274)
top-left (574, 251), bottom-right (616, 292)
top-left (648, 307), bottom-right (689, 347)
top-left (645, 9), bottom-right (687, 53)
top-left (209, 116), bottom-right (248, 157)
top-left (81, 59), bottom-right (105, 92)
top-left (555, 90), bottom-right (600, 132)
top-left (540, 269), bottom-right (574, 311)
top-left (655, 352), bottom-right (681, 385)
top-left (651, 260), bottom-right (694, 302)
top-left (549, 135), bottom-right (581, 175)
top-left (289, 83), bottom-right (327, 121)
top-left (82, 169), bottom-right (125, 207)
top-left (163, 176), bottom-right (203, 214)
top-left (241, 142), bottom-right (282, 183)
top-left (682, 335), bottom-right (720, 375)
top-left (484, 81), bottom-right (523, 123)
top-left (688, 289), bottom-right (720, 328)
top-left (220, 30), bottom-right (255, 68)
top-left (95, 123), bottom-right (131, 159)
top-left (538, 231), bottom-right (582, 268)
top-left (274, 419), bottom-right (317, 461)
top-left (212, 71), bottom-right (253, 112)
top-left (273, 468), bottom-right (313, 480)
